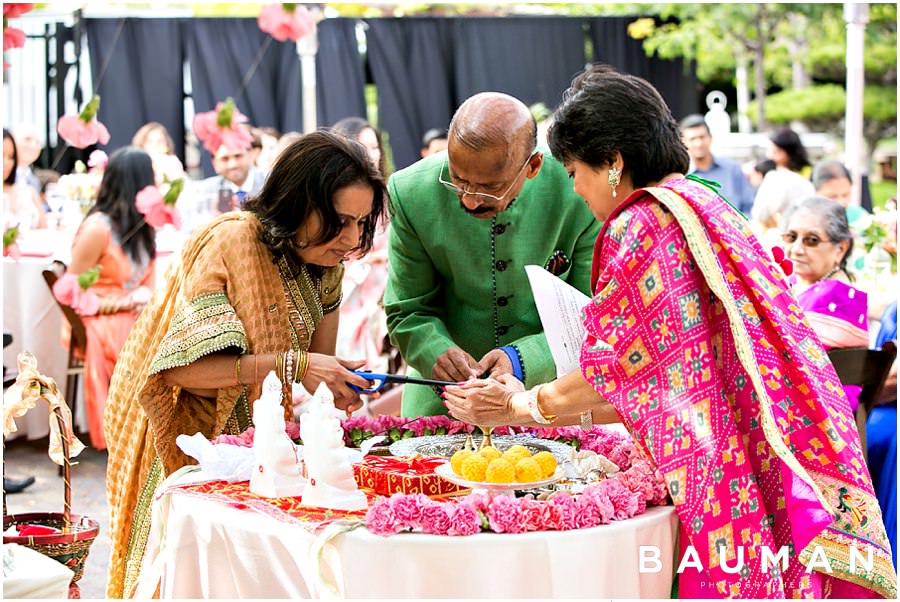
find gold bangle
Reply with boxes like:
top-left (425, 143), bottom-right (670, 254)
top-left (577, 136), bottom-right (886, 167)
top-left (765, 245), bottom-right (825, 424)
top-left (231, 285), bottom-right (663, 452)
top-left (254, 355), bottom-right (259, 384)
top-left (295, 351), bottom-right (309, 383)
top-left (234, 355), bottom-right (242, 386)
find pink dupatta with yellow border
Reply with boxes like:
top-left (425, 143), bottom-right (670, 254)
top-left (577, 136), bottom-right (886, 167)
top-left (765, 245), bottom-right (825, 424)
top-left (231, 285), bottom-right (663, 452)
top-left (579, 177), bottom-right (895, 598)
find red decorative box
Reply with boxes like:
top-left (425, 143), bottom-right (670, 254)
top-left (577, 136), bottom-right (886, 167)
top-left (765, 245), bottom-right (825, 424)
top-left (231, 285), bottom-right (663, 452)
top-left (353, 455), bottom-right (467, 497)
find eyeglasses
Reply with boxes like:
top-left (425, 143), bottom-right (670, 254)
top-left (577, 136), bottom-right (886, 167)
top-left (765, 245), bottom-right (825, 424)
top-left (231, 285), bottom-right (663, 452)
top-left (438, 152), bottom-right (535, 202)
top-left (781, 232), bottom-right (834, 248)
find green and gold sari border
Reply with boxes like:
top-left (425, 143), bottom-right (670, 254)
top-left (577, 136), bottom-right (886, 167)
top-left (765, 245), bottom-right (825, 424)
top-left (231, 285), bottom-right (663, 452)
top-left (149, 328), bottom-right (248, 375)
top-left (122, 456), bottom-right (163, 598)
top-left (645, 186), bottom-right (832, 513)
top-left (799, 532), bottom-right (897, 598)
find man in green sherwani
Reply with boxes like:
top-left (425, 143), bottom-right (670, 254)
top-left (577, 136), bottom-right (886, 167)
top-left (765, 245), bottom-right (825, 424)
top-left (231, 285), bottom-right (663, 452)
top-left (385, 92), bottom-right (600, 417)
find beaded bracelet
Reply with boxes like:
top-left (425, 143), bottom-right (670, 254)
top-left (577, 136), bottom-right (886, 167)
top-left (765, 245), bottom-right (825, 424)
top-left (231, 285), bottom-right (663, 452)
top-left (285, 349), bottom-right (295, 386)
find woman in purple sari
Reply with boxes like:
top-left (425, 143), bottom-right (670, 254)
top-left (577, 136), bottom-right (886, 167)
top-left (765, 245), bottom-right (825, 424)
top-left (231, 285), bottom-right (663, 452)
top-left (444, 65), bottom-right (895, 598)
top-left (784, 196), bottom-right (869, 411)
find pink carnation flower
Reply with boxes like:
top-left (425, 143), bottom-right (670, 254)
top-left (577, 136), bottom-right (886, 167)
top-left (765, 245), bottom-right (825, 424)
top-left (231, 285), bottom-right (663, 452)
top-left (446, 503), bottom-right (481, 536)
top-left (285, 420), bottom-right (300, 441)
top-left (88, 149), bottom-right (109, 171)
top-left (419, 500), bottom-right (451, 535)
top-left (365, 498), bottom-right (404, 536)
top-left (486, 494), bottom-right (524, 534)
top-left (594, 478), bottom-right (644, 520)
top-left (548, 493), bottom-right (580, 530)
top-left (135, 185), bottom-right (182, 229)
top-left (3, 4), bottom-right (32, 55)
top-left (257, 4), bottom-right (316, 42)
top-left (389, 493), bottom-right (427, 526)
top-left (461, 492), bottom-right (491, 515)
top-left (4, 4), bottom-right (34, 19)
top-left (579, 485), bottom-right (615, 524)
top-left (3, 26), bottom-right (25, 52)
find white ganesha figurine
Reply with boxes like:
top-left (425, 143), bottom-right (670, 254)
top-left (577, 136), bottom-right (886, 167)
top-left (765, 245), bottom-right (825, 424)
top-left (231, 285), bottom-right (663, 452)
top-left (249, 371), bottom-right (306, 498)
top-left (299, 382), bottom-right (367, 511)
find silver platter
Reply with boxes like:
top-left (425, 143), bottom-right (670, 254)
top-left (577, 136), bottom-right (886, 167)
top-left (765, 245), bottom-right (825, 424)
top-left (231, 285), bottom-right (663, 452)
top-left (388, 434), bottom-right (572, 463)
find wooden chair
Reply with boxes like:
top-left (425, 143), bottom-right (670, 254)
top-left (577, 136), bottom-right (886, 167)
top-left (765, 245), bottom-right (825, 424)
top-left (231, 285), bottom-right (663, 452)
top-left (41, 261), bottom-right (87, 433)
top-left (827, 341), bottom-right (897, 462)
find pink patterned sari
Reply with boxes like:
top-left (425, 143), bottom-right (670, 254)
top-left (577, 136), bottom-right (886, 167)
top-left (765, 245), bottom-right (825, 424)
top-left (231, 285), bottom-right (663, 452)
top-left (579, 177), bottom-right (895, 598)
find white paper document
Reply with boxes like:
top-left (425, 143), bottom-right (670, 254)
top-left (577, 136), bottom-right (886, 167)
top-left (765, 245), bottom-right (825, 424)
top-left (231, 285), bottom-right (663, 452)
top-left (525, 265), bottom-right (592, 378)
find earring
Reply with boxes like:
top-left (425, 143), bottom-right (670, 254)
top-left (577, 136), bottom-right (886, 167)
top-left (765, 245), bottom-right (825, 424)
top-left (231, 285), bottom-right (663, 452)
top-left (608, 167), bottom-right (621, 198)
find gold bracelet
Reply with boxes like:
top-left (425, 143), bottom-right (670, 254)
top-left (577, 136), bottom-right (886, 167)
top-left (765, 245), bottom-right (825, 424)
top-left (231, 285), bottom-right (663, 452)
top-left (254, 355), bottom-right (259, 384)
top-left (274, 351), bottom-right (284, 382)
top-left (295, 351), bottom-right (309, 383)
top-left (234, 355), bottom-right (242, 386)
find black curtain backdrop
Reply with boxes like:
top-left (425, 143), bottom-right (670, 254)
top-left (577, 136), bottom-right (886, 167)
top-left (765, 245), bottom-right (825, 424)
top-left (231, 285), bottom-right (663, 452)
top-left (365, 18), bottom-right (457, 170)
top-left (185, 19), bottom-right (303, 175)
top-left (589, 16), bottom-right (699, 120)
top-left (316, 18), bottom-right (367, 129)
top-left (451, 17), bottom-right (588, 108)
top-left (84, 16), bottom-right (698, 175)
top-left (85, 18), bottom-right (184, 159)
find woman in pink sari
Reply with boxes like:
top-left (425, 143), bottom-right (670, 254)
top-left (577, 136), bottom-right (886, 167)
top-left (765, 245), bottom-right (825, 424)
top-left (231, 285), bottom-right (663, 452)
top-left (445, 65), bottom-right (895, 598)
top-left (56, 148), bottom-right (156, 449)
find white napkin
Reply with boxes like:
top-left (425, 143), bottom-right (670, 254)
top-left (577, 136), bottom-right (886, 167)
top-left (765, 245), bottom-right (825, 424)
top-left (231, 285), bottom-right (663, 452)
top-left (176, 432), bottom-right (258, 482)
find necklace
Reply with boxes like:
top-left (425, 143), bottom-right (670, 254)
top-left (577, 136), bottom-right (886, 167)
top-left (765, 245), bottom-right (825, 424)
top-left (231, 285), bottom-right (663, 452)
top-left (818, 265), bottom-right (842, 282)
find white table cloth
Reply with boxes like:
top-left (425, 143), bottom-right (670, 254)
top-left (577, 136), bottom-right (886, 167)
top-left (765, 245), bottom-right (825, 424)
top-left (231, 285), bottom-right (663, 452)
top-left (143, 470), bottom-right (679, 599)
top-left (2, 543), bottom-right (74, 598)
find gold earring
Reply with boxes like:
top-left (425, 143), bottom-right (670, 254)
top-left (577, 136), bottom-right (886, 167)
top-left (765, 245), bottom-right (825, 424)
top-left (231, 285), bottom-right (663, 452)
top-left (608, 167), bottom-right (621, 198)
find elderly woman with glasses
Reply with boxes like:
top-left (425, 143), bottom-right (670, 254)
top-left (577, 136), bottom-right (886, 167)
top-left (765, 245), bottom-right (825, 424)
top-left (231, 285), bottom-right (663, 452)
top-left (384, 91), bottom-right (600, 417)
top-left (444, 65), bottom-right (894, 598)
top-left (784, 195), bottom-right (868, 410)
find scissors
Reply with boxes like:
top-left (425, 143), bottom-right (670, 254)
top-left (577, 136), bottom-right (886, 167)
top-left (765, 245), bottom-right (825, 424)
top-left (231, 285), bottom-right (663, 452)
top-left (348, 370), bottom-right (457, 394)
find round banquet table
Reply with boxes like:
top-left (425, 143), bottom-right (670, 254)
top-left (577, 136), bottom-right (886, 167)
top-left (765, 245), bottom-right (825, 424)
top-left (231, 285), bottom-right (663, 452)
top-left (142, 471), bottom-right (679, 599)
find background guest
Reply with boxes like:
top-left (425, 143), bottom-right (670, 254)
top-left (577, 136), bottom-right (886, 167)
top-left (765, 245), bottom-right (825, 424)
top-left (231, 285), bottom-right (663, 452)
top-left (198, 141), bottom-right (267, 212)
top-left (332, 117), bottom-right (388, 177)
top-left (131, 121), bottom-right (185, 185)
top-left (811, 159), bottom-right (870, 224)
top-left (3, 129), bottom-right (46, 229)
top-left (420, 127), bottom-right (448, 158)
top-left (252, 125), bottom-right (282, 173)
top-left (751, 126), bottom-right (815, 231)
top-left (747, 158), bottom-right (776, 191)
top-left (12, 123), bottom-right (43, 194)
top-left (679, 114), bottom-right (755, 216)
top-left (783, 196), bottom-right (867, 410)
top-left (55, 147), bottom-right (157, 449)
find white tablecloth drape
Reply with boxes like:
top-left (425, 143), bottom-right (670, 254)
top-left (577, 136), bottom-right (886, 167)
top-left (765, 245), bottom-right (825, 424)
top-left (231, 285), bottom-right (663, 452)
top-left (2, 543), bottom-right (74, 599)
top-left (143, 471), bottom-right (679, 599)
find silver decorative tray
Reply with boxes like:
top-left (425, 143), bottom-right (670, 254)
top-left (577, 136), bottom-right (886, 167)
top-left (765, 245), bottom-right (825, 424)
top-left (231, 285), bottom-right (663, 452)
top-left (388, 434), bottom-right (572, 463)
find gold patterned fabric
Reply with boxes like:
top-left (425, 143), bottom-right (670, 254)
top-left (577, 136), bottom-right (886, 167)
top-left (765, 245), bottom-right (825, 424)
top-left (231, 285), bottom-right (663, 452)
top-left (103, 212), bottom-right (342, 598)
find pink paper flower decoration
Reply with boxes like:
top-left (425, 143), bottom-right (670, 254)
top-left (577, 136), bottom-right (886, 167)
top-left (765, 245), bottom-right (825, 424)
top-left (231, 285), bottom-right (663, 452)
top-left (3, 224), bottom-right (21, 260)
top-left (57, 95), bottom-right (111, 149)
top-left (192, 97), bottom-right (253, 155)
top-left (51, 272), bottom-right (101, 316)
top-left (135, 185), bottom-right (182, 230)
top-left (257, 4), bottom-right (316, 42)
top-left (3, 4), bottom-right (33, 60)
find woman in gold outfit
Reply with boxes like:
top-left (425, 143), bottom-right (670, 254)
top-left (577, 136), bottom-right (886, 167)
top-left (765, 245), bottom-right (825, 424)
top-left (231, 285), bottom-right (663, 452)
top-left (103, 131), bottom-right (385, 598)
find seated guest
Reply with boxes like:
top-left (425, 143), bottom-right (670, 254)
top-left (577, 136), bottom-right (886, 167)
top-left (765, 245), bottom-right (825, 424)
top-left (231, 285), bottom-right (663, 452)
top-left (783, 196), bottom-right (868, 410)
top-left (56, 148), bottom-right (157, 449)
top-left (131, 121), bottom-right (185, 185)
top-left (812, 159), bottom-right (868, 223)
top-left (420, 128), bottom-right (449, 158)
top-left (103, 131), bottom-right (384, 598)
top-left (679, 114), bottom-right (755, 216)
top-left (867, 301), bottom-right (897, 570)
top-left (199, 141), bottom-right (267, 212)
top-left (3, 129), bottom-right (46, 229)
top-left (444, 64), bottom-right (895, 597)
top-left (252, 126), bottom-right (282, 173)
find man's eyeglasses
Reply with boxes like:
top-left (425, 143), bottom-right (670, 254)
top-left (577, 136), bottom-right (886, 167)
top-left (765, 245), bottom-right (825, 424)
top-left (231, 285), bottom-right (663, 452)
top-left (438, 152), bottom-right (535, 202)
top-left (781, 232), bottom-right (834, 248)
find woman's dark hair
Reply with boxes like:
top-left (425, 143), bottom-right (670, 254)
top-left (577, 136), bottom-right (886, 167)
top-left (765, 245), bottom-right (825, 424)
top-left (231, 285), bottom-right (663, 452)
top-left (548, 64), bottom-right (689, 188)
top-left (754, 158), bottom-right (776, 177)
top-left (245, 130), bottom-right (386, 270)
top-left (770, 127), bottom-right (810, 172)
top-left (88, 146), bottom-right (156, 264)
top-left (330, 116), bottom-right (387, 177)
top-left (4, 129), bottom-right (18, 185)
top-left (784, 195), bottom-right (855, 279)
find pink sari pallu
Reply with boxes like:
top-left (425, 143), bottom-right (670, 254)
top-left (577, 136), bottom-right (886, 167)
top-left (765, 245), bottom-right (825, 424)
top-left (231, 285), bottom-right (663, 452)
top-left (579, 177), bottom-right (895, 598)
